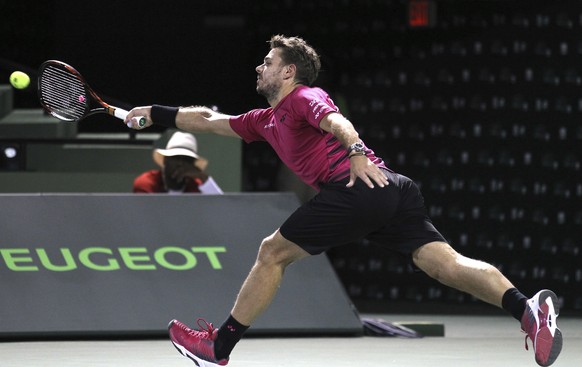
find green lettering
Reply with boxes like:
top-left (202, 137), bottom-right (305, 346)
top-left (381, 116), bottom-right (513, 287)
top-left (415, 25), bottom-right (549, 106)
top-left (37, 248), bottom-right (77, 271)
top-left (0, 248), bottom-right (38, 271)
top-left (1, 246), bottom-right (227, 272)
top-left (191, 247), bottom-right (226, 269)
top-left (154, 247), bottom-right (196, 270)
top-left (119, 247), bottom-right (156, 270)
top-left (79, 247), bottom-right (120, 271)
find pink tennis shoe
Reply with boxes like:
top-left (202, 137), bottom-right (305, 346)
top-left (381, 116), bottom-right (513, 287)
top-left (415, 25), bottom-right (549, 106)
top-left (168, 319), bottom-right (229, 367)
top-left (521, 289), bottom-right (562, 366)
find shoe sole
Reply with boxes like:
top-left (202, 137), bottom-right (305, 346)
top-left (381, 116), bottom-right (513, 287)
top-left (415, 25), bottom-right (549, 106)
top-left (531, 290), bottom-right (562, 367)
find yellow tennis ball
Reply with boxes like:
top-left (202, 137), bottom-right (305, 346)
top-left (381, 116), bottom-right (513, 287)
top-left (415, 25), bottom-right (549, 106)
top-left (9, 71), bottom-right (31, 89)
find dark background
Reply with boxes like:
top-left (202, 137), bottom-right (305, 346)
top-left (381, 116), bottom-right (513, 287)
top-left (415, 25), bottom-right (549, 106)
top-left (1, 0), bottom-right (580, 315)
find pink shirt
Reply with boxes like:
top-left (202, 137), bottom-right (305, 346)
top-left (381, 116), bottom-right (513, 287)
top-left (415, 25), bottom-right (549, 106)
top-left (229, 86), bottom-right (386, 189)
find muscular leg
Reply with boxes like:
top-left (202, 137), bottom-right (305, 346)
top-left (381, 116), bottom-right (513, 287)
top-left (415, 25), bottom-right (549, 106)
top-left (230, 229), bottom-right (310, 325)
top-left (412, 241), bottom-right (514, 307)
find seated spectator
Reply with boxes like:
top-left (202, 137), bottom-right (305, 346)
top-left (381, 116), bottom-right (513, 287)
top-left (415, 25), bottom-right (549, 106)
top-left (133, 131), bottom-right (223, 194)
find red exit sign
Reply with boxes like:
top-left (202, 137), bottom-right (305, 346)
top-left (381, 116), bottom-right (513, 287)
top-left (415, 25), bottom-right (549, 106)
top-left (408, 0), bottom-right (437, 28)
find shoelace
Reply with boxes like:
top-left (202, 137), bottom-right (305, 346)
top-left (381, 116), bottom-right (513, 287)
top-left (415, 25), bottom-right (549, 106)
top-left (175, 318), bottom-right (216, 339)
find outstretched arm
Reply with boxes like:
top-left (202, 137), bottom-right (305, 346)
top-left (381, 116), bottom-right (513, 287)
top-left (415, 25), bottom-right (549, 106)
top-left (125, 105), bottom-right (240, 138)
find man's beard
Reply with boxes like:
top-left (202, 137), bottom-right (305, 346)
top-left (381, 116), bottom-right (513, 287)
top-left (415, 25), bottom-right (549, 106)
top-left (257, 79), bottom-right (282, 103)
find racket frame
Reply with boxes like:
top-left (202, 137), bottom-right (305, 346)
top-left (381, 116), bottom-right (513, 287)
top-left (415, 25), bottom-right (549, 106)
top-left (38, 60), bottom-right (140, 125)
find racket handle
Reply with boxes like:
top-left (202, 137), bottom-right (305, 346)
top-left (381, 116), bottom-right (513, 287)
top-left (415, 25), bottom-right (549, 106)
top-left (114, 108), bottom-right (146, 127)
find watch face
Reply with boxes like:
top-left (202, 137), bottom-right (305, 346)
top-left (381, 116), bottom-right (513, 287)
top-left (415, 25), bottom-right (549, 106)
top-left (351, 142), bottom-right (365, 152)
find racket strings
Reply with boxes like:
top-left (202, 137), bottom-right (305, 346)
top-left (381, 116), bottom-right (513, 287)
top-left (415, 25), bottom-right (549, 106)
top-left (39, 65), bottom-right (88, 121)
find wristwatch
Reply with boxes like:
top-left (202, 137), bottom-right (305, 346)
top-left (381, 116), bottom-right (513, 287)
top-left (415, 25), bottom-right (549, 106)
top-left (347, 141), bottom-right (365, 155)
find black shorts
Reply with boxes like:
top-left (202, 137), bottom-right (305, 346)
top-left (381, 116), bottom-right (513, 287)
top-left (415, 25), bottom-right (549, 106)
top-left (279, 170), bottom-right (447, 256)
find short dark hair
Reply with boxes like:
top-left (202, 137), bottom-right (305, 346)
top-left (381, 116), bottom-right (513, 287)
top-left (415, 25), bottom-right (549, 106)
top-left (269, 35), bottom-right (321, 86)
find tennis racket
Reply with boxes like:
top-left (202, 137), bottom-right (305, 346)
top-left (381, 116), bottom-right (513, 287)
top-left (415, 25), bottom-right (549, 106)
top-left (37, 60), bottom-right (145, 126)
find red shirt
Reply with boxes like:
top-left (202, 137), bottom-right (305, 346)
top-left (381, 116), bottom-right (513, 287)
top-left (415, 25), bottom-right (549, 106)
top-left (229, 86), bottom-right (386, 189)
top-left (132, 170), bottom-right (201, 193)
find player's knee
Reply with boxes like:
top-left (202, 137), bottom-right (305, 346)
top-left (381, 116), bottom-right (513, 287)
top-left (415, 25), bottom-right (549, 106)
top-left (256, 230), bottom-right (309, 267)
top-left (413, 241), bottom-right (459, 282)
top-left (419, 259), bottom-right (449, 282)
top-left (256, 235), bottom-right (295, 267)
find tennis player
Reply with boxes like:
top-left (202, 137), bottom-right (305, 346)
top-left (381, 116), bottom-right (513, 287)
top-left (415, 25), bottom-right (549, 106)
top-left (126, 35), bottom-right (562, 367)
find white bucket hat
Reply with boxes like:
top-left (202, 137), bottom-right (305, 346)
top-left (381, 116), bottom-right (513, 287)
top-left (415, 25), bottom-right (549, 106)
top-left (156, 131), bottom-right (199, 159)
top-left (153, 131), bottom-right (208, 169)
